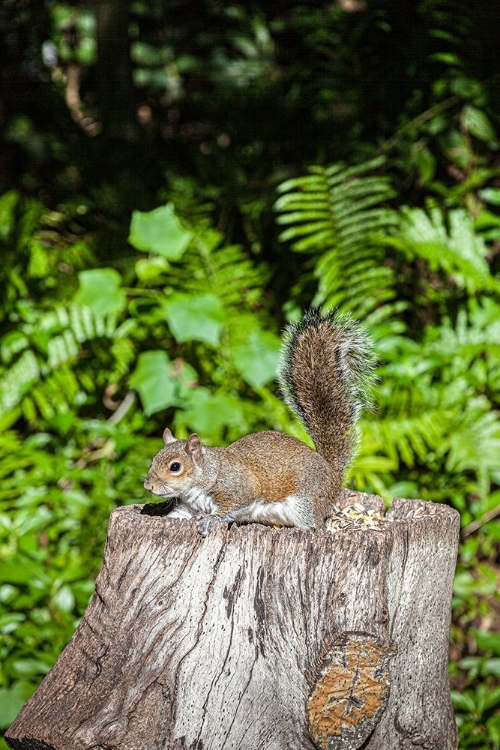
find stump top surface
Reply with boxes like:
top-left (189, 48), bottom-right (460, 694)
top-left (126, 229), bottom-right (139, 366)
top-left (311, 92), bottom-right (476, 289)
top-left (128, 489), bottom-right (459, 538)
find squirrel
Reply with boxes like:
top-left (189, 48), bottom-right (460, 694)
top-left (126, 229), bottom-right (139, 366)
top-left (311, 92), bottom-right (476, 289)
top-left (144, 309), bottom-right (375, 535)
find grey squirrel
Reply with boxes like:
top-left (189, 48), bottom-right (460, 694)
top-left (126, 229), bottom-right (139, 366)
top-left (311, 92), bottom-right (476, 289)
top-left (144, 309), bottom-right (375, 535)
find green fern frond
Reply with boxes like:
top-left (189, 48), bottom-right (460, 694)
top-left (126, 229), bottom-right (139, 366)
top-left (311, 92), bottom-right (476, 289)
top-left (275, 157), bottom-right (397, 314)
top-left (447, 408), bottom-right (500, 495)
top-left (0, 350), bottom-right (39, 415)
top-left (384, 204), bottom-right (500, 294)
top-left (0, 305), bottom-right (119, 427)
top-left (364, 407), bottom-right (453, 471)
top-left (45, 307), bottom-right (116, 368)
top-left (146, 194), bottom-right (272, 316)
top-left (166, 230), bottom-right (271, 311)
top-left (22, 363), bottom-right (83, 424)
top-left (363, 315), bottom-right (499, 495)
top-left (425, 301), bottom-right (500, 364)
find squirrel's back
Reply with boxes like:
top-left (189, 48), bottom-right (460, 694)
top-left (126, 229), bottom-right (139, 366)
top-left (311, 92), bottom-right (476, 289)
top-left (278, 309), bottom-right (375, 473)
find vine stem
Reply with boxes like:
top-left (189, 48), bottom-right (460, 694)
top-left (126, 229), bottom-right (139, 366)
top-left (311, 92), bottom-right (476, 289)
top-left (379, 96), bottom-right (459, 154)
top-left (462, 503), bottom-right (500, 537)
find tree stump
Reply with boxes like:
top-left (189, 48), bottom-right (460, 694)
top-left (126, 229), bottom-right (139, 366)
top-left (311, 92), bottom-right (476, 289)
top-left (6, 491), bottom-right (459, 750)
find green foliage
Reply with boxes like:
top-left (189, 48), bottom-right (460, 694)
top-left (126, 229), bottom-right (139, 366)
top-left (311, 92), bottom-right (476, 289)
top-left (275, 157), bottom-right (397, 317)
top-left (128, 204), bottom-right (194, 260)
top-left (276, 157), bottom-right (500, 748)
top-left (2, 1), bottom-right (500, 746)
top-left (0, 422), bottom-right (151, 737)
top-left (125, 202), bottom-right (282, 433)
top-left (385, 205), bottom-right (500, 295)
top-left (0, 200), bottom-right (288, 742)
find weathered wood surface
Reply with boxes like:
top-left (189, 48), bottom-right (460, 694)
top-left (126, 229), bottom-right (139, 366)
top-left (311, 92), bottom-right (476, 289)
top-left (6, 491), bottom-right (459, 750)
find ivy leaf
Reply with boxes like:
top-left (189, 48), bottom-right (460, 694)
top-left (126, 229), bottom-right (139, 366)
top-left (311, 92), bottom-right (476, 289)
top-left (130, 350), bottom-right (198, 416)
top-left (163, 293), bottom-right (225, 346)
top-left (231, 324), bottom-right (281, 388)
top-left (135, 256), bottom-right (169, 281)
top-left (129, 203), bottom-right (193, 259)
top-left (176, 388), bottom-right (247, 439)
top-left (73, 268), bottom-right (126, 316)
top-left (130, 350), bottom-right (177, 416)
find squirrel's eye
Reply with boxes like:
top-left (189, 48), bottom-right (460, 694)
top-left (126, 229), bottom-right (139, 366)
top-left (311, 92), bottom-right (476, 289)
top-left (169, 461), bottom-right (182, 473)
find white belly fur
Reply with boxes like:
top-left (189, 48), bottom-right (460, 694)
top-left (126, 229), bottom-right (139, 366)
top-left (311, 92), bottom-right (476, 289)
top-left (231, 494), bottom-right (314, 529)
top-left (182, 487), bottom-right (219, 515)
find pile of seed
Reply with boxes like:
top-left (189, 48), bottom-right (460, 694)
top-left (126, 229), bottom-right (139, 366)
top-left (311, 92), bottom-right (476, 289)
top-left (325, 503), bottom-right (387, 534)
top-left (403, 504), bottom-right (436, 518)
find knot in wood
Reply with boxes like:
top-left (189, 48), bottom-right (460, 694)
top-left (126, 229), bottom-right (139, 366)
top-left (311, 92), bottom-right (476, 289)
top-left (307, 632), bottom-right (395, 750)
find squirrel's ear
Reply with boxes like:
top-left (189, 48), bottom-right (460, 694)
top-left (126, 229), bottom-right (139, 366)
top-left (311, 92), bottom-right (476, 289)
top-left (186, 433), bottom-right (203, 463)
top-left (163, 427), bottom-right (176, 445)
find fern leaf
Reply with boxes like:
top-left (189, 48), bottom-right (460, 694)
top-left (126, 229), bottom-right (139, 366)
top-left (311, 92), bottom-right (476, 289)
top-left (386, 205), bottom-right (499, 294)
top-left (0, 305), bottom-right (119, 425)
top-left (0, 350), bottom-right (39, 413)
top-left (275, 159), bottom-right (397, 315)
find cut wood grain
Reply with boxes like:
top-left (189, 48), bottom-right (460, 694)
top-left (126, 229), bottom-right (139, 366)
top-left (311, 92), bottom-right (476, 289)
top-left (6, 490), bottom-right (459, 750)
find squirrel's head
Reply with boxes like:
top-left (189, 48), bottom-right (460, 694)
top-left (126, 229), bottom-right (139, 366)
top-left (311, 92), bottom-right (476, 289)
top-left (144, 428), bottom-right (205, 499)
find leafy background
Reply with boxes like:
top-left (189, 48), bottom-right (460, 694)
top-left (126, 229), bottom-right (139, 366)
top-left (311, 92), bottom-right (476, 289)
top-left (1, 0), bottom-right (500, 746)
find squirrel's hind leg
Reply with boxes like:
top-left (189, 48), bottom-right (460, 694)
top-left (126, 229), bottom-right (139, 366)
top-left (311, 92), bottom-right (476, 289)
top-left (197, 495), bottom-right (315, 536)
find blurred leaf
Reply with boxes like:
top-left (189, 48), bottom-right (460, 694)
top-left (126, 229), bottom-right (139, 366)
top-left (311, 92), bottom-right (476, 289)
top-left (471, 629), bottom-right (500, 656)
top-left (0, 682), bottom-right (33, 728)
top-left (451, 690), bottom-right (476, 713)
top-left (129, 350), bottom-right (176, 416)
top-left (231, 325), bottom-right (281, 388)
top-left (461, 106), bottom-right (496, 143)
top-left (0, 612), bottom-right (25, 633)
top-left (129, 203), bottom-right (193, 259)
top-left (413, 146), bottom-right (436, 184)
top-left (176, 388), bottom-right (247, 440)
top-left (163, 293), bottom-right (225, 346)
top-left (0, 190), bottom-right (19, 240)
top-left (73, 269), bottom-right (126, 316)
top-left (482, 660), bottom-right (500, 679)
top-left (450, 76), bottom-right (483, 100)
top-left (10, 658), bottom-right (51, 678)
top-left (486, 714), bottom-right (500, 745)
top-left (479, 187), bottom-right (500, 206)
top-left (52, 584), bottom-right (75, 613)
top-left (135, 256), bottom-right (169, 281)
top-left (0, 559), bottom-right (50, 586)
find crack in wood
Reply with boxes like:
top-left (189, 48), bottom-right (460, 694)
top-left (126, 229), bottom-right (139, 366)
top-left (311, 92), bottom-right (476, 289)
top-left (198, 566), bottom-right (243, 736)
top-left (171, 534), bottom-right (228, 729)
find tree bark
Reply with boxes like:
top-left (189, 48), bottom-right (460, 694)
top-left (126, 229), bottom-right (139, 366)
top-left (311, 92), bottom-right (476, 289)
top-left (6, 491), bottom-right (459, 750)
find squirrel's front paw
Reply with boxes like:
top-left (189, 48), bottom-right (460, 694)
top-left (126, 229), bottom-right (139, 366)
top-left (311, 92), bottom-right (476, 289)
top-left (197, 514), bottom-right (223, 537)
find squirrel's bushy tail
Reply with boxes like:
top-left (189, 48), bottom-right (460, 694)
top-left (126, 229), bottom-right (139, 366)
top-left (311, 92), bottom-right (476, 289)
top-left (278, 309), bottom-right (376, 472)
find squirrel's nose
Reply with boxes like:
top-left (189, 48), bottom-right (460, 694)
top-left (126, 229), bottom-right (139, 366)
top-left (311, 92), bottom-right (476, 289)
top-left (144, 478), bottom-right (153, 492)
